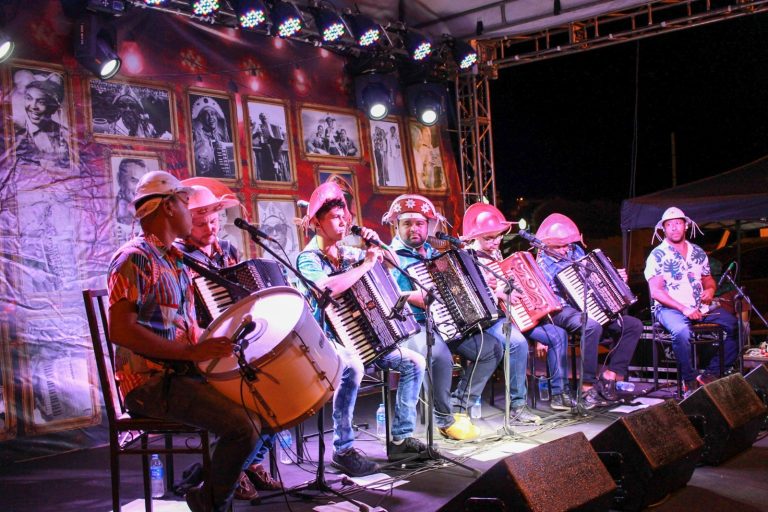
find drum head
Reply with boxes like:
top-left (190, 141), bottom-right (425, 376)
top-left (198, 286), bottom-right (307, 379)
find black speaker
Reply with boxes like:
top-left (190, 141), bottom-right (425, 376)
top-left (439, 432), bottom-right (616, 512)
top-left (679, 373), bottom-right (767, 465)
top-left (590, 399), bottom-right (703, 511)
top-left (745, 364), bottom-right (768, 405)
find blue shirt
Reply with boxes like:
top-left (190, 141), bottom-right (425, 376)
top-left (389, 236), bottom-right (439, 322)
top-left (537, 243), bottom-right (586, 306)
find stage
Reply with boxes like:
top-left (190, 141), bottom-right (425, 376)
top-left (3, 382), bottom-right (767, 512)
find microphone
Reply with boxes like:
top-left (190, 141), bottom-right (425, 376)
top-left (717, 261), bottom-right (736, 287)
top-left (234, 218), bottom-right (277, 243)
top-left (350, 225), bottom-right (393, 251)
top-left (518, 229), bottom-right (546, 248)
top-left (297, 200), bottom-right (310, 208)
top-left (435, 231), bottom-right (462, 247)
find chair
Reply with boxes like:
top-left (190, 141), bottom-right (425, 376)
top-left (83, 289), bottom-right (212, 512)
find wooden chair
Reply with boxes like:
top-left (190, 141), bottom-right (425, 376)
top-left (82, 289), bottom-right (212, 512)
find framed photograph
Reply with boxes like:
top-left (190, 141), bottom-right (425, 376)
top-left (408, 120), bottom-right (448, 193)
top-left (316, 165), bottom-right (362, 226)
top-left (6, 61), bottom-right (74, 169)
top-left (216, 203), bottom-right (249, 260)
top-left (110, 150), bottom-right (164, 248)
top-left (369, 117), bottom-right (409, 192)
top-left (186, 88), bottom-right (240, 182)
top-left (253, 196), bottom-right (302, 267)
top-left (299, 105), bottom-right (362, 161)
top-left (0, 322), bottom-right (17, 441)
top-left (86, 78), bottom-right (176, 143)
top-left (245, 97), bottom-right (295, 186)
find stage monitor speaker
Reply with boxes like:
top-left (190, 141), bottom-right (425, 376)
top-left (745, 364), bottom-right (768, 405)
top-left (438, 432), bottom-right (616, 512)
top-left (590, 399), bottom-right (703, 511)
top-left (679, 373), bottom-right (767, 465)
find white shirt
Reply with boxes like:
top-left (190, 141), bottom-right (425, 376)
top-left (644, 239), bottom-right (710, 311)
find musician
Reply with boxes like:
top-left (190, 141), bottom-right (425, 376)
top-left (644, 207), bottom-right (738, 395)
top-left (536, 213), bottom-right (642, 408)
top-left (296, 182), bottom-right (428, 477)
top-left (191, 96), bottom-right (233, 178)
top-left (107, 171), bottom-right (260, 512)
top-left (173, 184), bottom-right (282, 500)
top-left (461, 203), bottom-right (572, 414)
top-left (252, 112), bottom-right (287, 182)
top-left (383, 195), bottom-right (500, 438)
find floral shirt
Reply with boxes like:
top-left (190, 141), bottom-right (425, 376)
top-left (389, 236), bottom-right (439, 323)
top-left (108, 233), bottom-right (198, 397)
top-left (537, 243), bottom-right (586, 307)
top-left (644, 240), bottom-right (710, 311)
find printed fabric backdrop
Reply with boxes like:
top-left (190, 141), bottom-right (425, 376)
top-left (0, 3), bottom-right (460, 462)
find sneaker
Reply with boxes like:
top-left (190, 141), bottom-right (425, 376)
top-left (596, 378), bottom-right (618, 402)
top-left (186, 485), bottom-right (222, 512)
top-left (388, 437), bottom-right (430, 461)
top-left (510, 405), bottom-right (542, 425)
top-left (581, 387), bottom-right (610, 409)
top-left (683, 379), bottom-right (700, 399)
top-left (234, 471), bottom-right (258, 500)
top-left (696, 373), bottom-right (718, 386)
top-left (550, 393), bottom-right (574, 411)
top-left (245, 463), bottom-right (282, 490)
top-left (331, 448), bottom-right (379, 477)
top-left (438, 414), bottom-right (479, 441)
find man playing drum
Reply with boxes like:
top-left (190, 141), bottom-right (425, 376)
top-left (296, 182), bottom-right (428, 477)
top-left (107, 171), bottom-right (261, 512)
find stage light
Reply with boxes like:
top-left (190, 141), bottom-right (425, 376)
top-left (0, 31), bottom-right (14, 63)
top-left (452, 39), bottom-right (477, 69)
top-left (231, 0), bottom-right (268, 29)
top-left (405, 32), bottom-right (432, 61)
top-left (354, 74), bottom-right (396, 120)
top-left (74, 15), bottom-right (121, 79)
top-left (142, 0), bottom-right (167, 5)
top-left (191, 0), bottom-right (220, 16)
top-left (407, 83), bottom-right (444, 126)
top-left (271, 0), bottom-right (303, 38)
top-left (314, 8), bottom-right (346, 42)
top-left (345, 13), bottom-right (381, 47)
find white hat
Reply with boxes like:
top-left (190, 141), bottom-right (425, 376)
top-left (131, 171), bottom-right (193, 219)
top-left (653, 206), bottom-right (702, 243)
top-left (187, 185), bottom-right (239, 217)
top-left (191, 96), bottom-right (225, 120)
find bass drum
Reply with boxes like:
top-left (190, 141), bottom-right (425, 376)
top-left (198, 286), bottom-right (341, 430)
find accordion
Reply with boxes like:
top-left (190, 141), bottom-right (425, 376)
top-left (555, 249), bottom-right (637, 325)
top-left (406, 249), bottom-right (499, 347)
top-left (193, 258), bottom-right (288, 328)
top-left (326, 261), bottom-right (420, 366)
top-left (486, 251), bottom-right (562, 332)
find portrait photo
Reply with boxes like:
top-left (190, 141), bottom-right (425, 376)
top-left (370, 117), bottom-right (409, 192)
top-left (253, 197), bottom-right (301, 266)
top-left (299, 105), bottom-right (362, 161)
top-left (0, 331), bottom-right (16, 440)
top-left (110, 151), bottom-right (162, 247)
top-left (88, 79), bottom-right (175, 142)
top-left (245, 97), bottom-right (294, 185)
top-left (186, 89), bottom-right (239, 181)
top-left (409, 121), bottom-right (447, 193)
top-left (217, 205), bottom-right (249, 260)
top-left (9, 62), bottom-right (72, 169)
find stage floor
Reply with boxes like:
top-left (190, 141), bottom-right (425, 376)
top-left (3, 384), bottom-right (768, 512)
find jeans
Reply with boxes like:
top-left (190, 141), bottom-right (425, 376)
top-left (332, 345), bottom-right (425, 453)
top-left (125, 374), bottom-right (261, 508)
top-left (452, 324), bottom-right (505, 411)
top-left (655, 306), bottom-right (739, 383)
top-left (401, 326), bottom-right (455, 428)
top-left (242, 433), bottom-right (276, 468)
top-left (526, 322), bottom-right (569, 397)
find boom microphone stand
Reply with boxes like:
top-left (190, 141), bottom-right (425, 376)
top-left (721, 264), bottom-right (768, 374)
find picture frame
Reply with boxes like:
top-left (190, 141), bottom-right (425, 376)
top-left (244, 96), bottom-right (296, 187)
top-left (0, 321), bottom-right (17, 441)
top-left (369, 116), bottom-right (409, 192)
top-left (316, 165), bottom-right (362, 226)
top-left (86, 77), bottom-right (177, 144)
top-left (5, 60), bottom-right (75, 169)
top-left (185, 88), bottom-right (240, 183)
top-left (408, 120), bottom-right (448, 193)
top-left (299, 104), bottom-right (363, 162)
top-left (109, 150), bottom-right (164, 248)
top-left (252, 196), bottom-right (303, 267)
top-left (217, 202), bottom-right (250, 260)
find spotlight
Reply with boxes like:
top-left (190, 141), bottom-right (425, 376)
top-left (407, 83), bottom-right (443, 126)
top-left (354, 74), bottom-right (396, 120)
top-left (190, 0), bottom-right (220, 16)
top-left (314, 8), bottom-right (346, 42)
top-left (74, 15), bottom-right (121, 79)
top-left (405, 32), bottom-right (432, 61)
top-left (142, 0), bottom-right (167, 5)
top-left (0, 31), bottom-right (14, 63)
top-left (452, 40), bottom-right (477, 70)
top-left (345, 13), bottom-right (381, 47)
top-left (271, 0), bottom-right (303, 38)
top-left (231, 0), bottom-right (268, 29)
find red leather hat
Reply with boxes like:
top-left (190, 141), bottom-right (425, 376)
top-left (460, 203), bottom-right (512, 241)
top-left (535, 213), bottom-right (583, 246)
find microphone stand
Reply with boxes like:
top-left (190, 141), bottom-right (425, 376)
top-left (722, 270), bottom-right (768, 374)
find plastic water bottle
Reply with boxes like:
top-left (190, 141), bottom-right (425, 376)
top-left (538, 379), bottom-right (550, 401)
top-left (278, 431), bottom-right (293, 464)
top-left (470, 398), bottom-right (482, 419)
top-left (375, 403), bottom-right (386, 436)
top-left (150, 454), bottom-right (165, 498)
top-left (616, 381), bottom-right (636, 393)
